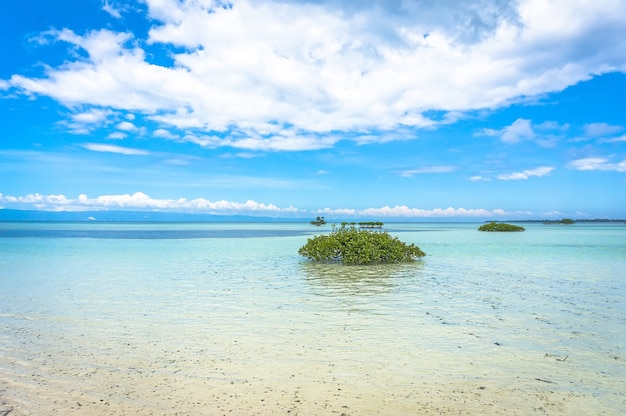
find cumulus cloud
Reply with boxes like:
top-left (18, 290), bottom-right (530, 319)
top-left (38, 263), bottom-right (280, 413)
top-left (0, 192), bottom-right (301, 214)
top-left (63, 108), bottom-right (116, 133)
top-left (316, 205), bottom-right (532, 218)
top-left (497, 166), bottom-right (555, 180)
top-left (0, 192), bottom-right (534, 218)
top-left (116, 121), bottom-right (138, 131)
top-left (481, 118), bottom-right (568, 146)
top-left (3, 0), bottom-right (626, 151)
top-left (501, 118), bottom-right (535, 144)
top-left (569, 157), bottom-right (626, 172)
top-left (153, 128), bottom-right (180, 139)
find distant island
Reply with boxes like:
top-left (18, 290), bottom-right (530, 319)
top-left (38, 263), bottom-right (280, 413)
top-left (501, 219), bottom-right (625, 223)
top-left (340, 221), bottom-right (384, 229)
top-left (478, 222), bottom-right (525, 232)
top-left (543, 218), bottom-right (575, 225)
top-left (310, 216), bottom-right (327, 226)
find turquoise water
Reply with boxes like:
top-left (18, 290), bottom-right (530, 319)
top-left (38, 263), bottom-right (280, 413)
top-left (0, 222), bottom-right (625, 415)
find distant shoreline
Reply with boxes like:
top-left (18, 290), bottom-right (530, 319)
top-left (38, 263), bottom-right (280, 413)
top-left (500, 219), bottom-right (626, 223)
top-left (0, 209), bottom-right (624, 223)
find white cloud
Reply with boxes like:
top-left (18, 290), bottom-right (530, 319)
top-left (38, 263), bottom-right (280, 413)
top-left (72, 108), bottom-right (114, 124)
top-left (102, 0), bottom-right (122, 18)
top-left (569, 157), bottom-right (626, 172)
top-left (80, 143), bottom-right (149, 155)
top-left (501, 118), bottom-right (534, 144)
top-left (482, 118), bottom-right (568, 146)
top-left (63, 108), bottom-right (116, 133)
top-left (4, 0), bottom-right (626, 151)
top-left (0, 192), bottom-right (301, 214)
top-left (400, 166), bottom-right (457, 177)
top-left (153, 128), bottom-right (179, 139)
top-left (107, 131), bottom-right (127, 140)
top-left (0, 191), bottom-right (536, 218)
top-left (229, 134), bottom-right (339, 151)
top-left (316, 205), bottom-right (533, 218)
top-left (117, 121), bottom-right (137, 131)
top-left (470, 175), bottom-right (491, 181)
top-left (497, 166), bottom-right (555, 180)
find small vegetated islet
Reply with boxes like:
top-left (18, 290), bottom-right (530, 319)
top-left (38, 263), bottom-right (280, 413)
top-left (478, 222), bottom-right (525, 232)
top-left (299, 224), bottom-right (426, 265)
top-left (310, 216), bottom-right (327, 226)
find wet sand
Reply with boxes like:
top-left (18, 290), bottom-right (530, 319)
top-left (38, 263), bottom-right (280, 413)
top-left (1, 374), bottom-right (619, 415)
top-left (1, 323), bottom-right (623, 416)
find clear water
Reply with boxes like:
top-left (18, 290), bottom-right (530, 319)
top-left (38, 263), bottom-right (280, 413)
top-left (0, 222), bottom-right (624, 415)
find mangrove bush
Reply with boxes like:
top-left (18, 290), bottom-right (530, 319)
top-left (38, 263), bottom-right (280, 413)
top-left (298, 225), bottom-right (425, 265)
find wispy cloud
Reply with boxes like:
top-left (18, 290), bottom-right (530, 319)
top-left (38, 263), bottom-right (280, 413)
top-left (469, 175), bottom-right (491, 181)
top-left (81, 143), bottom-right (149, 155)
top-left (107, 132), bottom-right (127, 140)
top-left (569, 158), bottom-right (626, 172)
top-left (102, 0), bottom-right (122, 18)
top-left (602, 134), bottom-right (626, 143)
top-left (400, 166), bottom-right (457, 177)
top-left (584, 122), bottom-right (623, 137)
top-left (497, 166), bottom-right (555, 180)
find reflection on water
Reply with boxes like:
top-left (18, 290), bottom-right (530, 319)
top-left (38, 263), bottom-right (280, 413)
top-left (300, 260), bottom-right (424, 297)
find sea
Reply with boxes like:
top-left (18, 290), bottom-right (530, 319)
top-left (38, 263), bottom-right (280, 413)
top-left (0, 221), bottom-right (624, 415)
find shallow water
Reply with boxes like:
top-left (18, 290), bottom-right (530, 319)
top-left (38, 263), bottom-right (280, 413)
top-left (0, 221), bottom-right (625, 415)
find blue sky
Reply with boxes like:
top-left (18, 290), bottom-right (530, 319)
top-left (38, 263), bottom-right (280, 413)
top-left (1, 0), bottom-right (625, 219)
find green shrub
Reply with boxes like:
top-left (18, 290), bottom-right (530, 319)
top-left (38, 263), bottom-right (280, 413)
top-left (478, 222), bottom-right (525, 232)
top-left (298, 225), bottom-right (425, 265)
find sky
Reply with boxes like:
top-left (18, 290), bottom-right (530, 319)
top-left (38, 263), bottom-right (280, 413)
top-left (1, 0), bottom-right (625, 220)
